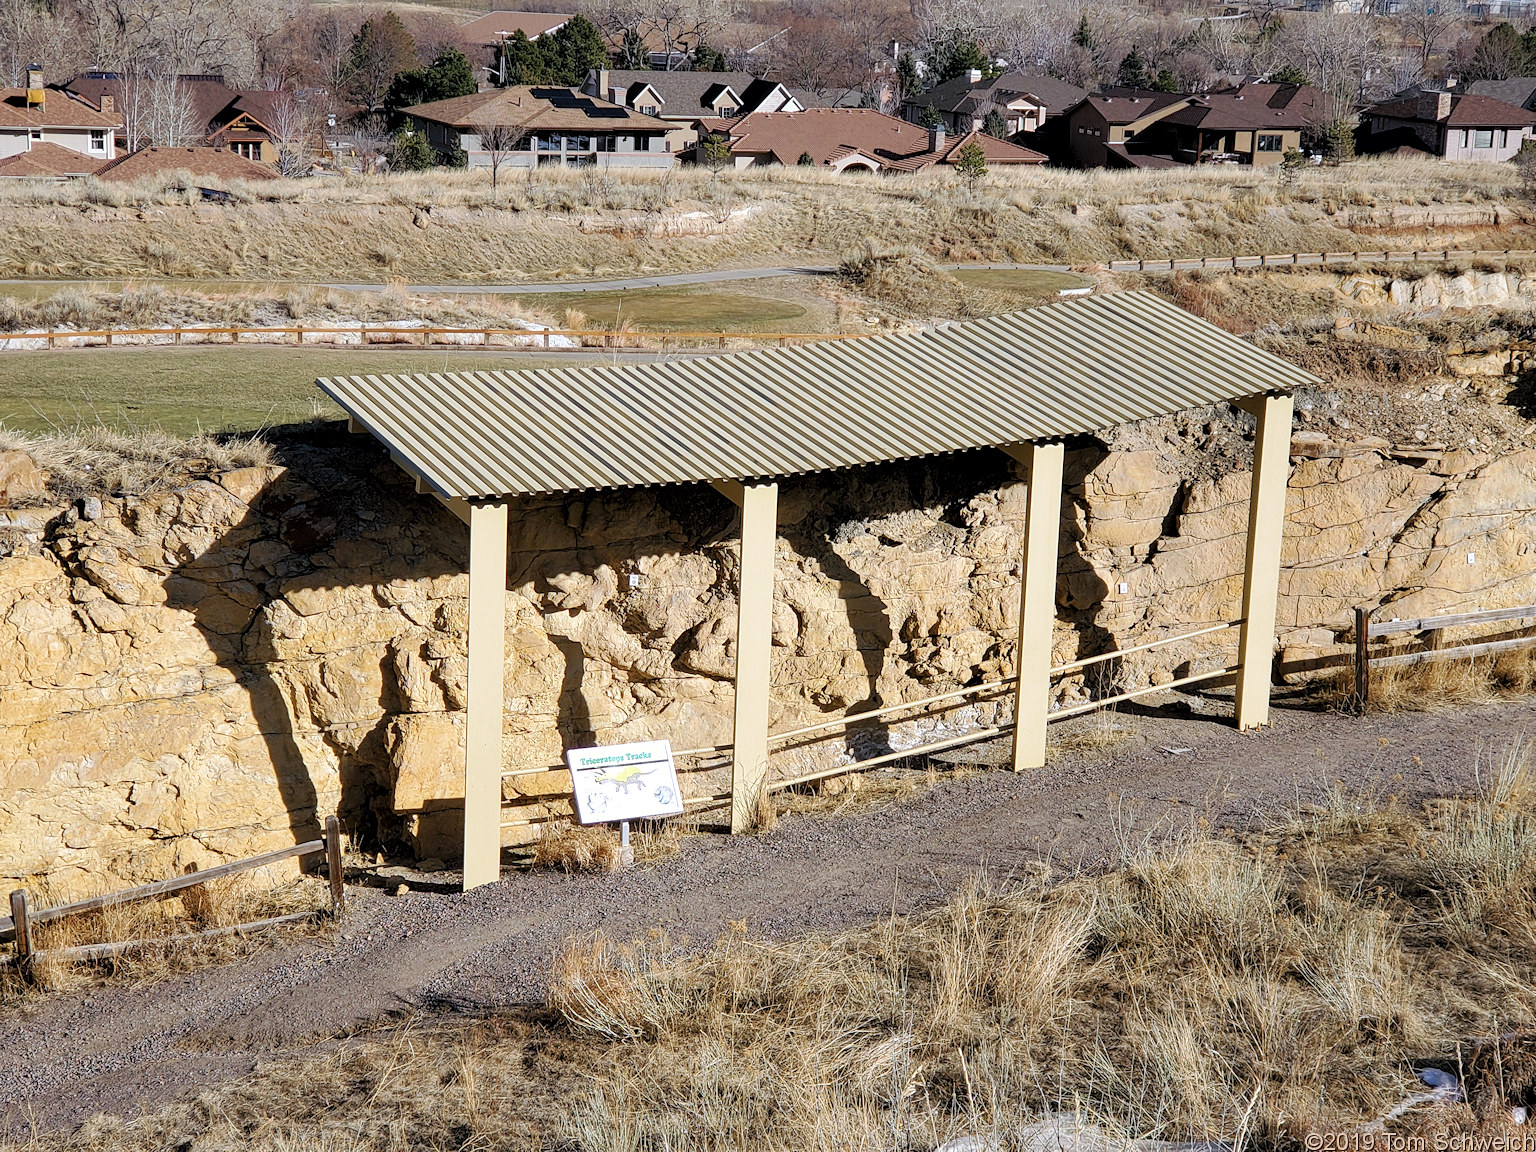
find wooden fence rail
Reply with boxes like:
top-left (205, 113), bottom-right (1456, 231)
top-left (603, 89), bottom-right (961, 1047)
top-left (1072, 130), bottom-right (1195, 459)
top-left (0, 324), bottom-right (864, 351)
top-left (1107, 248), bottom-right (1536, 274)
top-left (2, 816), bottom-right (343, 975)
top-left (1352, 603), bottom-right (1536, 710)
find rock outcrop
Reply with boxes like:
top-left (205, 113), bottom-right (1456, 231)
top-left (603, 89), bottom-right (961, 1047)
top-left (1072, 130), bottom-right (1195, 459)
top-left (5, 423), bottom-right (1536, 890)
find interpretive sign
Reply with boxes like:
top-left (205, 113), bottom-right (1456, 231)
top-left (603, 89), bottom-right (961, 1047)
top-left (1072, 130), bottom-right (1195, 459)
top-left (566, 740), bottom-right (685, 825)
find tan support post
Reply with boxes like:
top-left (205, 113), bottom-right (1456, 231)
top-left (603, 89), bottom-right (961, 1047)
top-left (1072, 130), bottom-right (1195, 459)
top-left (1005, 441), bottom-right (1064, 771)
top-left (712, 480), bottom-right (779, 832)
top-left (463, 499), bottom-right (509, 890)
top-left (1234, 392), bottom-right (1294, 731)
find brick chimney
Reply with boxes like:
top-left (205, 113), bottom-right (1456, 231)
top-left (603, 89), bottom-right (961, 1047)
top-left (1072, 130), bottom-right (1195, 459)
top-left (1417, 89), bottom-right (1452, 121)
top-left (928, 123), bottom-right (945, 152)
top-left (100, 94), bottom-right (114, 113)
top-left (25, 64), bottom-right (43, 108)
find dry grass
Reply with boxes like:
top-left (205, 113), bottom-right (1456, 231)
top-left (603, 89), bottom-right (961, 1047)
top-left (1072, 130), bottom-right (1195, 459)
top-left (0, 158), bottom-right (1523, 284)
top-left (0, 424), bottom-right (271, 504)
top-left (0, 872), bottom-right (331, 1002)
top-left (532, 821), bottom-right (627, 873)
top-left (1323, 646), bottom-right (1536, 715)
top-left (0, 281), bottom-right (555, 336)
top-left (22, 747), bottom-right (1536, 1149)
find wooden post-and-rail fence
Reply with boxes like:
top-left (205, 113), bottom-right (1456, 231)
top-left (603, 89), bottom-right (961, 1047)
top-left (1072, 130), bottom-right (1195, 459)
top-left (1106, 248), bottom-right (1536, 274)
top-left (2, 816), bottom-right (344, 977)
top-left (1352, 603), bottom-right (1536, 711)
top-left (0, 324), bottom-right (865, 352)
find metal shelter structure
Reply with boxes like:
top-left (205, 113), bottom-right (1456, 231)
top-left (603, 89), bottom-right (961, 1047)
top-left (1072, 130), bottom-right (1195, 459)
top-left (318, 291), bottom-right (1318, 891)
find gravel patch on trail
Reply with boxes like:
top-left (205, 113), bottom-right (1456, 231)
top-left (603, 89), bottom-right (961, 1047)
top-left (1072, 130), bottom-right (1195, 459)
top-left (3, 697), bottom-right (1531, 1134)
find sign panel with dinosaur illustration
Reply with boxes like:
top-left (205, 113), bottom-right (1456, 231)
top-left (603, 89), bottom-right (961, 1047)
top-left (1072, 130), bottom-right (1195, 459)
top-left (566, 740), bottom-right (685, 825)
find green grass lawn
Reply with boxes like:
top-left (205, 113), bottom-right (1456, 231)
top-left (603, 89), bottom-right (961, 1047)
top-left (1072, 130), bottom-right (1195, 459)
top-left (0, 347), bottom-right (585, 436)
top-left (530, 287), bottom-right (810, 331)
top-left (949, 269), bottom-right (1096, 296)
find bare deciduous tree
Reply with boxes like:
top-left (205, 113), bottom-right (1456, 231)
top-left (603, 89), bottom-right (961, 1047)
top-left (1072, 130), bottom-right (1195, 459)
top-left (1278, 12), bottom-right (1382, 156)
top-left (267, 88), bottom-right (318, 176)
top-left (0, 0), bottom-right (79, 88)
top-left (469, 106), bottom-right (533, 196)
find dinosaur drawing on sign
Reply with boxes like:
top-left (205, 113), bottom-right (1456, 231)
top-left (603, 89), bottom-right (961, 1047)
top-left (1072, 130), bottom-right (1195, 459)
top-left (594, 763), bottom-right (656, 793)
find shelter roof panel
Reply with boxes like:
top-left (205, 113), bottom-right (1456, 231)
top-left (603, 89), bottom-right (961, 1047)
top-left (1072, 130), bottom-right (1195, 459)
top-left (319, 292), bottom-right (1319, 499)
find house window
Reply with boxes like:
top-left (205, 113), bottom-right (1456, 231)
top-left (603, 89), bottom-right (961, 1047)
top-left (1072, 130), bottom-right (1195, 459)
top-left (231, 142), bottom-right (259, 159)
top-left (1475, 129), bottom-right (1494, 148)
top-left (1257, 133), bottom-right (1283, 151)
top-left (1502, 129), bottom-right (1510, 147)
top-left (718, 106), bottom-right (735, 117)
top-left (90, 130), bottom-right (106, 152)
top-left (30, 130), bottom-right (40, 139)
top-left (640, 104), bottom-right (658, 116)
top-left (537, 133), bottom-right (560, 151)
top-left (1461, 129), bottom-right (1470, 147)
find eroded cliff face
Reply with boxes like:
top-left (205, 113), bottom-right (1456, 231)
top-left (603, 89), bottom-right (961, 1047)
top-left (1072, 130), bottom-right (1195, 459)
top-left (5, 423), bottom-right (1536, 889)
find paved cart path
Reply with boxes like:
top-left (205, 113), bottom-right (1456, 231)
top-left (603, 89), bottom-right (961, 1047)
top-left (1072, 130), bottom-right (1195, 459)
top-left (0, 263), bottom-right (1082, 299)
top-left (2, 697), bottom-right (1525, 1134)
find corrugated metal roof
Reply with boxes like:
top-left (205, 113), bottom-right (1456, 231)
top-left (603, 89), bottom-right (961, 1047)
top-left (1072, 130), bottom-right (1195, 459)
top-left (317, 291), bottom-right (1318, 500)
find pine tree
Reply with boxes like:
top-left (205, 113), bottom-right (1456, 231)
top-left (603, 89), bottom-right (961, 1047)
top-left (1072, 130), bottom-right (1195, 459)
top-left (896, 52), bottom-right (921, 102)
top-left (952, 139), bottom-right (987, 185)
top-left (496, 30), bottom-right (549, 86)
top-left (982, 109), bottom-right (1009, 139)
top-left (388, 127), bottom-right (436, 171)
top-left (1117, 46), bottom-right (1149, 89)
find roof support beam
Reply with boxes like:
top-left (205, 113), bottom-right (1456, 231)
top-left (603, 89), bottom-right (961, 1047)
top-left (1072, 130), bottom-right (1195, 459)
top-left (1233, 392), bottom-right (1293, 731)
top-left (1008, 441), bottom-right (1064, 771)
top-left (723, 481), bottom-right (778, 833)
top-left (463, 499), bottom-right (509, 890)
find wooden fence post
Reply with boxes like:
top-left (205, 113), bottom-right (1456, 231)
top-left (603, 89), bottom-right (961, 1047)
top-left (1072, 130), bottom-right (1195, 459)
top-left (324, 816), bottom-right (345, 917)
top-left (1354, 605), bottom-right (1373, 713)
top-left (10, 889), bottom-right (32, 976)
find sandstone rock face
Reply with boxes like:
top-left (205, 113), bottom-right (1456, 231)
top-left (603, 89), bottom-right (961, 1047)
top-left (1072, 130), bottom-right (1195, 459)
top-left (6, 431), bottom-right (1536, 890)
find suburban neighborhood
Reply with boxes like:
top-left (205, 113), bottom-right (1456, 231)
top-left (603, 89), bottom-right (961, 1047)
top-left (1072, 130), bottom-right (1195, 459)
top-left (7, 1), bottom-right (1536, 182)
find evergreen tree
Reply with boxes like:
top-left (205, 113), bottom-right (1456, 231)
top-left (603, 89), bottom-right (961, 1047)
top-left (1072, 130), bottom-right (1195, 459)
top-left (1117, 46), bottom-right (1149, 88)
top-left (918, 102), bottom-right (943, 128)
top-left (691, 40), bottom-right (728, 71)
top-left (388, 127), bottom-right (436, 170)
top-left (1152, 68), bottom-right (1178, 93)
top-left (539, 16), bottom-right (610, 86)
top-left (931, 36), bottom-right (988, 83)
top-left (896, 52), bottom-right (921, 102)
top-left (495, 30), bottom-right (549, 86)
top-left (952, 139), bottom-right (987, 184)
top-left (797, 151), bottom-right (815, 165)
top-left (982, 108), bottom-right (1009, 138)
top-left (385, 47), bottom-right (478, 127)
top-left (1268, 63), bottom-right (1309, 85)
top-left (1073, 15), bottom-right (1094, 50)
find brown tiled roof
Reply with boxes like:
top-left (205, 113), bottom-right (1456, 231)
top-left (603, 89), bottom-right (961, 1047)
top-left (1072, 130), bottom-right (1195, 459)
top-left (1161, 83), bottom-right (1319, 131)
top-left (1367, 91), bottom-right (1536, 128)
top-left (406, 86), bottom-right (670, 132)
top-left (95, 145), bottom-right (278, 183)
top-left (0, 88), bottom-right (121, 130)
top-left (456, 10), bottom-right (571, 42)
top-left (1080, 89), bottom-right (1188, 126)
top-left (0, 141), bottom-right (107, 178)
top-left (717, 111), bottom-right (1044, 170)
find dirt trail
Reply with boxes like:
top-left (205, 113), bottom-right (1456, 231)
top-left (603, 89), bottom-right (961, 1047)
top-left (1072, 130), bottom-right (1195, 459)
top-left (2, 697), bottom-right (1529, 1135)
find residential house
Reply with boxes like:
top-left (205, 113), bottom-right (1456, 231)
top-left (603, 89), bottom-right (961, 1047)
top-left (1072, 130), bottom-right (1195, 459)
top-left (404, 86), bottom-right (674, 169)
top-left (1467, 77), bottom-right (1536, 112)
top-left (1117, 83), bottom-right (1317, 167)
top-left (94, 145), bottom-right (278, 183)
top-left (694, 108), bottom-right (1045, 172)
top-left (0, 68), bottom-right (119, 165)
top-left (1066, 89), bottom-right (1192, 167)
top-left (582, 69), bottom-right (805, 151)
top-left (457, 11), bottom-right (573, 81)
top-left (902, 70), bottom-right (1087, 138)
top-left (1065, 83), bottom-right (1316, 168)
top-left (1359, 90), bottom-right (1536, 161)
top-left (64, 71), bottom-right (281, 162)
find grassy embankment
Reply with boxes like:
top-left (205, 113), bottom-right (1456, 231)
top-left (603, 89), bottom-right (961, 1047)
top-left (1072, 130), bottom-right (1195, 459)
top-left (0, 159), bottom-right (1523, 284)
top-left (13, 745), bottom-right (1536, 1150)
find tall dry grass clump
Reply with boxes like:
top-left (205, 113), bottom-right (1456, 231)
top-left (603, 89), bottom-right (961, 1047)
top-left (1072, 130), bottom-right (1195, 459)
top-left (0, 425), bottom-right (271, 504)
